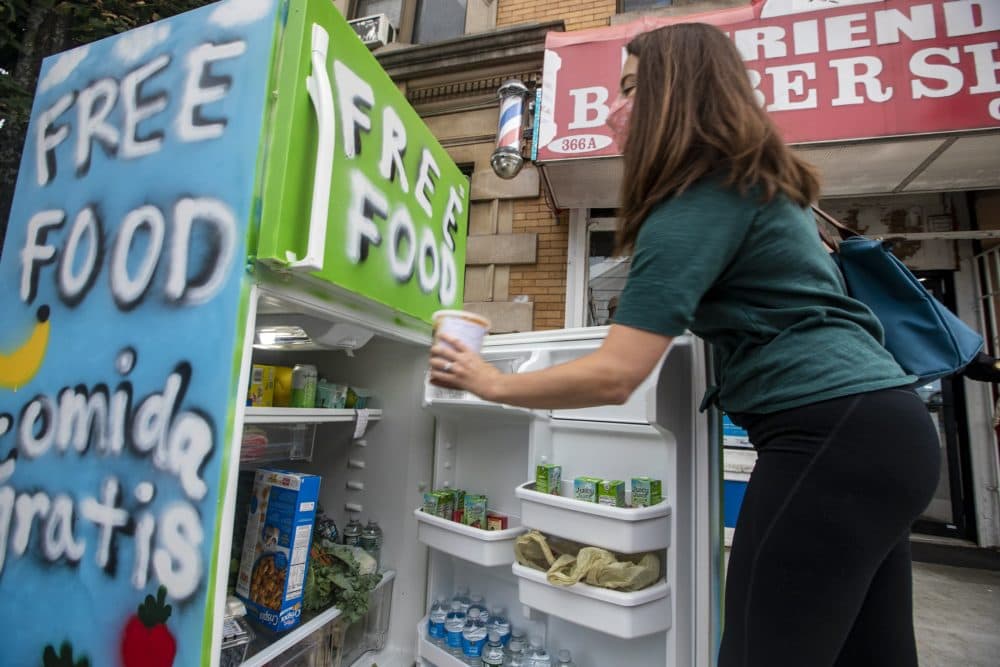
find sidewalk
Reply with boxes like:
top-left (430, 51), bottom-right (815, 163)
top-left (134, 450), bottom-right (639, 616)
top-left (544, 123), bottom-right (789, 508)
top-left (913, 561), bottom-right (1000, 666)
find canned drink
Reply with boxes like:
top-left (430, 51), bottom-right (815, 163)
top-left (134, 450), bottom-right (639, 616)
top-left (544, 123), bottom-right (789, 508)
top-left (291, 364), bottom-right (318, 408)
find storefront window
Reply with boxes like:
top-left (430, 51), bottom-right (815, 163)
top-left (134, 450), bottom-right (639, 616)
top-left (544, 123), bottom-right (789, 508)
top-left (587, 226), bottom-right (631, 326)
top-left (619, 0), bottom-right (673, 14)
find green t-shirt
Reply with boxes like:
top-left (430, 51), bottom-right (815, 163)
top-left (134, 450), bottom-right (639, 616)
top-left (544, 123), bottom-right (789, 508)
top-left (614, 177), bottom-right (915, 415)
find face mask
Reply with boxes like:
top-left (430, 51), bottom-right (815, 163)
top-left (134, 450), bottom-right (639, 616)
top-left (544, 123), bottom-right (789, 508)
top-left (606, 95), bottom-right (634, 149)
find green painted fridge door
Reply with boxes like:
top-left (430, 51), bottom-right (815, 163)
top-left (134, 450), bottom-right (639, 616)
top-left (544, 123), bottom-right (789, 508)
top-left (256, 0), bottom-right (470, 325)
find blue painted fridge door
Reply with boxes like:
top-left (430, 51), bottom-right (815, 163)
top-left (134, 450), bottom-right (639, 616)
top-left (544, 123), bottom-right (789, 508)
top-left (0, 1), bottom-right (282, 665)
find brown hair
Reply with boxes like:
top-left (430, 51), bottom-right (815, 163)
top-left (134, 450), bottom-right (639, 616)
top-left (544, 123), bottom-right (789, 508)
top-left (615, 23), bottom-right (820, 254)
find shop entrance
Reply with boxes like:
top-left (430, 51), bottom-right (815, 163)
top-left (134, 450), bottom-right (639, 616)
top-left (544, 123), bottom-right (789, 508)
top-left (912, 271), bottom-right (978, 541)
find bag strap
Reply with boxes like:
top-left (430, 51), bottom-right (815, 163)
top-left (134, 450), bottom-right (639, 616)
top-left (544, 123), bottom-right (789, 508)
top-left (811, 205), bottom-right (859, 251)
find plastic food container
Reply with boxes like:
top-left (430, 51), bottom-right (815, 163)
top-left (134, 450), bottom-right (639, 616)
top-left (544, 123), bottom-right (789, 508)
top-left (219, 615), bottom-right (254, 667)
top-left (432, 310), bottom-right (491, 352)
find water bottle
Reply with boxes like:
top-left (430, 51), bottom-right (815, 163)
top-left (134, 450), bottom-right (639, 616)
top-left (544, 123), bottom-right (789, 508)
top-left (462, 608), bottom-right (488, 665)
top-left (482, 630), bottom-right (506, 666)
top-left (445, 600), bottom-right (467, 656)
top-left (555, 649), bottom-right (575, 666)
top-left (359, 519), bottom-right (382, 568)
top-left (504, 635), bottom-right (525, 667)
top-left (427, 598), bottom-right (448, 645)
top-left (469, 593), bottom-right (489, 623)
top-left (528, 639), bottom-right (551, 667)
top-left (453, 587), bottom-right (472, 614)
top-left (342, 517), bottom-right (362, 547)
top-left (488, 606), bottom-right (511, 647)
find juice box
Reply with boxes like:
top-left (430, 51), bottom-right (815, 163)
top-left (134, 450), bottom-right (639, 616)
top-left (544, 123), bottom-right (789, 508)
top-left (597, 480), bottom-right (626, 507)
top-left (631, 477), bottom-right (663, 507)
top-left (451, 489), bottom-right (466, 521)
top-left (535, 463), bottom-right (562, 495)
top-left (247, 364), bottom-right (276, 407)
top-left (486, 512), bottom-right (508, 531)
top-left (423, 491), bottom-right (451, 519)
top-left (573, 476), bottom-right (602, 503)
top-left (236, 469), bottom-right (321, 632)
top-left (463, 494), bottom-right (488, 529)
top-left (431, 489), bottom-right (456, 519)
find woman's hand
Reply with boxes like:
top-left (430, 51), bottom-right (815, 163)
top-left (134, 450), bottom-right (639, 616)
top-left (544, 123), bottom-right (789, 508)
top-left (429, 334), bottom-right (504, 400)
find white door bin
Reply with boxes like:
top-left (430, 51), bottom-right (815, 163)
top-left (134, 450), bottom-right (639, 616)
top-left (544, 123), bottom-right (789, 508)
top-left (511, 563), bottom-right (672, 639)
top-left (414, 508), bottom-right (526, 567)
top-left (515, 481), bottom-right (672, 553)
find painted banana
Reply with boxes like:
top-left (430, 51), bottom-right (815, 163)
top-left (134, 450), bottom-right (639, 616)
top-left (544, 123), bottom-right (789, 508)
top-left (0, 306), bottom-right (50, 390)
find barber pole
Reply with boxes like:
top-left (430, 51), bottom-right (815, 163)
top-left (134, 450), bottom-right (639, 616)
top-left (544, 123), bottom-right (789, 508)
top-left (490, 80), bottom-right (530, 179)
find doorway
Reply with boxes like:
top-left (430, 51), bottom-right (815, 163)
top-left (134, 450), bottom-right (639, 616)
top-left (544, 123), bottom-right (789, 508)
top-left (912, 271), bottom-right (978, 541)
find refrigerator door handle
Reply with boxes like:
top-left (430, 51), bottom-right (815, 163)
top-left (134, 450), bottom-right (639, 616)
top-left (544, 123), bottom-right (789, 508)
top-left (286, 23), bottom-right (334, 271)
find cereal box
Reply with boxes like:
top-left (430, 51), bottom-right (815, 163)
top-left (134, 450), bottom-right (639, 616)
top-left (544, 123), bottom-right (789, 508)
top-left (573, 476), bottom-right (602, 503)
top-left (597, 480), bottom-right (626, 507)
top-left (236, 469), bottom-right (321, 631)
top-left (536, 463), bottom-right (562, 495)
top-left (247, 364), bottom-right (276, 407)
top-left (463, 494), bottom-right (488, 529)
top-left (631, 477), bottom-right (663, 508)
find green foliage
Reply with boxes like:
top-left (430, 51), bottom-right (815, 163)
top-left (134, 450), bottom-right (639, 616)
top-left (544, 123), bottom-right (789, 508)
top-left (304, 544), bottom-right (383, 624)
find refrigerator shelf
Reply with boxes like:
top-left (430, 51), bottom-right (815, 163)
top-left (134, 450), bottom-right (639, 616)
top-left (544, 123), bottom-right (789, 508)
top-left (515, 482), bottom-right (672, 553)
top-left (239, 570), bottom-right (396, 667)
top-left (244, 407), bottom-right (382, 424)
top-left (422, 395), bottom-right (536, 423)
top-left (416, 616), bottom-right (468, 666)
top-left (415, 508), bottom-right (527, 567)
top-left (511, 563), bottom-right (672, 639)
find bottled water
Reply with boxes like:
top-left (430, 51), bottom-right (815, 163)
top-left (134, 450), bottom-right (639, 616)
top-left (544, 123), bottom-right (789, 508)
top-left (528, 641), bottom-right (552, 667)
top-left (453, 587), bottom-right (472, 614)
top-left (482, 630), bottom-right (506, 666)
top-left (445, 600), bottom-right (467, 657)
top-left (487, 606), bottom-right (511, 647)
top-left (427, 598), bottom-right (447, 645)
top-left (462, 609), bottom-right (488, 665)
top-left (556, 649), bottom-right (575, 666)
top-left (359, 519), bottom-right (382, 568)
top-left (469, 593), bottom-right (489, 623)
top-left (504, 635), bottom-right (526, 667)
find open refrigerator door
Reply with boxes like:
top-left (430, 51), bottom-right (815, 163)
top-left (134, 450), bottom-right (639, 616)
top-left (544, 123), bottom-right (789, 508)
top-left (417, 328), bottom-right (723, 667)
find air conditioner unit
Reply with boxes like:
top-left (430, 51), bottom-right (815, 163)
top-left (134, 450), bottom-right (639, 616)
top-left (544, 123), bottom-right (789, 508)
top-left (348, 13), bottom-right (396, 49)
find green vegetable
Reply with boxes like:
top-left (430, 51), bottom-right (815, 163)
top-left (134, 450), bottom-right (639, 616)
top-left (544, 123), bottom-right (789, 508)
top-left (304, 543), bottom-right (382, 624)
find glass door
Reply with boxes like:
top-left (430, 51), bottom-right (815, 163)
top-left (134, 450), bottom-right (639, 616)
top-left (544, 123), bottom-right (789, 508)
top-left (912, 271), bottom-right (977, 540)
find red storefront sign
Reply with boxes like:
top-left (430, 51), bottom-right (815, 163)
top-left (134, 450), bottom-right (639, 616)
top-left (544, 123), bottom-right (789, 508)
top-left (535, 0), bottom-right (1000, 161)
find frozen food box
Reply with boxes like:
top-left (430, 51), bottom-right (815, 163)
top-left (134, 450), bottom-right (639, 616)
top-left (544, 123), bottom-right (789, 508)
top-left (236, 469), bottom-right (321, 631)
top-left (597, 479), bottom-right (626, 507)
top-left (573, 476), bottom-right (602, 503)
top-left (631, 477), bottom-right (663, 508)
top-left (536, 463), bottom-right (562, 495)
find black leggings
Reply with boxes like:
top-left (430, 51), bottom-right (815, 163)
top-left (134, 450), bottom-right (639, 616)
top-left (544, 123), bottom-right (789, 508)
top-left (719, 387), bottom-right (940, 667)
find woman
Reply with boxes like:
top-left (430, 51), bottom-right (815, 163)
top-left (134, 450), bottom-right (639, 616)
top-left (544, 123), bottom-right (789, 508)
top-left (430, 23), bottom-right (939, 667)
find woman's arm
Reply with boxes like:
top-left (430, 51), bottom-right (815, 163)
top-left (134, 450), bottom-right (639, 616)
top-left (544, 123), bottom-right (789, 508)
top-left (429, 324), bottom-right (672, 410)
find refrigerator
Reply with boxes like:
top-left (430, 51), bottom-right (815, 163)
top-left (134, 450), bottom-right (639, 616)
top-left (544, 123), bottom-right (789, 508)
top-left (0, 1), bottom-right (722, 666)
